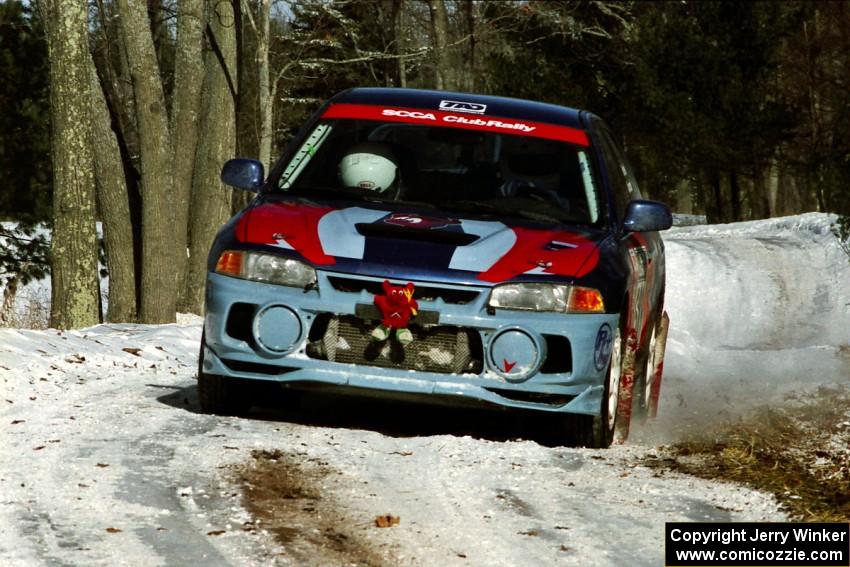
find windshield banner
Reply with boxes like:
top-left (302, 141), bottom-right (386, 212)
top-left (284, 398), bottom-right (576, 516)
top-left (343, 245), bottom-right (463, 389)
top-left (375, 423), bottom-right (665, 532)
top-left (322, 103), bottom-right (590, 147)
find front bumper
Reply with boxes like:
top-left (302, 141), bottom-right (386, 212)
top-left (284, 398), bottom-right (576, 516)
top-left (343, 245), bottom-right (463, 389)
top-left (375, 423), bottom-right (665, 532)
top-left (203, 271), bottom-right (618, 415)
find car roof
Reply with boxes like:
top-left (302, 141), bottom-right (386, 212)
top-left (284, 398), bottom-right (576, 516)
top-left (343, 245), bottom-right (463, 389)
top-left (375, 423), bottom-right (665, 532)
top-left (330, 88), bottom-right (591, 130)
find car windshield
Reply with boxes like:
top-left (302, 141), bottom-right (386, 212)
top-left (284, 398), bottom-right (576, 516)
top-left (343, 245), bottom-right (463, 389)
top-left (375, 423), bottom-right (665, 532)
top-left (273, 117), bottom-right (602, 225)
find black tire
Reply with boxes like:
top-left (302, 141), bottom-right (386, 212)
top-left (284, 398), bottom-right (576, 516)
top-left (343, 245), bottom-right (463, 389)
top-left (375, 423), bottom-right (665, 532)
top-left (575, 319), bottom-right (625, 448)
top-left (197, 333), bottom-right (253, 416)
top-left (632, 315), bottom-right (660, 423)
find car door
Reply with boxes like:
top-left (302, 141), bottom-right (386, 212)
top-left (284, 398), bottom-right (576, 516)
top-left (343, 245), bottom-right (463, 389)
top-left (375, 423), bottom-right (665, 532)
top-left (595, 127), bottom-right (662, 348)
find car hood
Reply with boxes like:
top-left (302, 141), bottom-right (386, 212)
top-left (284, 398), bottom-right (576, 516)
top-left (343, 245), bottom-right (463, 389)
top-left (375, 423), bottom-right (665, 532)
top-left (234, 199), bottom-right (603, 285)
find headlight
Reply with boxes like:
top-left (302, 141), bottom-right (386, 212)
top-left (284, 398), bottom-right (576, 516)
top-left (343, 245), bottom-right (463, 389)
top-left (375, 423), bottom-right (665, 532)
top-left (488, 283), bottom-right (604, 313)
top-left (215, 250), bottom-right (317, 288)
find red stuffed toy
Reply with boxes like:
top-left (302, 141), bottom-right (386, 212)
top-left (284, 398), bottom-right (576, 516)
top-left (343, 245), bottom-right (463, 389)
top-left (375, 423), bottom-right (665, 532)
top-left (372, 280), bottom-right (418, 345)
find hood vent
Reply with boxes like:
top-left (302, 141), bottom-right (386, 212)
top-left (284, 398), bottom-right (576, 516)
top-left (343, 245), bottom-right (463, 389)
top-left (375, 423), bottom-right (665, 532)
top-left (355, 222), bottom-right (478, 246)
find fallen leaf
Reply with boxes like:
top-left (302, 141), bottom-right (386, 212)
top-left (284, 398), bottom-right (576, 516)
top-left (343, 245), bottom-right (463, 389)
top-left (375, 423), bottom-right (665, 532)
top-left (207, 530), bottom-right (226, 536)
top-left (122, 347), bottom-right (142, 356)
top-left (65, 354), bottom-right (85, 364)
top-left (390, 451), bottom-right (413, 456)
top-left (106, 527), bottom-right (122, 534)
top-left (96, 463), bottom-right (109, 468)
top-left (11, 420), bottom-right (24, 425)
top-left (560, 545), bottom-right (571, 552)
top-left (375, 514), bottom-right (400, 528)
top-left (33, 445), bottom-right (45, 451)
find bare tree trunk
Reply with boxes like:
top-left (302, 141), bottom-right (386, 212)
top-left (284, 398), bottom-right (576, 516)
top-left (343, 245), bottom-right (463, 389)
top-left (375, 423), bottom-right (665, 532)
top-left (171, 0), bottom-right (206, 304)
top-left (750, 162), bottom-right (770, 219)
top-left (148, 0), bottom-right (167, 65)
top-left (181, 0), bottom-right (238, 314)
top-left (0, 275), bottom-right (18, 326)
top-left (41, 0), bottom-right (101, 330)
top-left (248, 0), bottom-right (273, 171)
top-left (116, 0), bottom-right (178, 323)
top-left (706, 169), bottom-right (725, 223)
top-left (461, 0), bottom-right (474, 91)
top-left (675, 179), bottom-right (692, 214)
top-left (428, 0), bottom-right (452, 90)
top-left (766, 158), bottom-right (780, 217)
top-left (88, 53), bottom-right (137, 322)
top-left (729, 170), bottom-right (741, 221)
top-left (95, 0), bottom-right (140, 167)
top-left (390, 0), bottom-right (406, 87)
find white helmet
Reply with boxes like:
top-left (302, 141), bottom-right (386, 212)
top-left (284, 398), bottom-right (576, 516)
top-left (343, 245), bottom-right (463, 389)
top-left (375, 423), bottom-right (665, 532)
top-left (339, 142), bottom-right (397, 192)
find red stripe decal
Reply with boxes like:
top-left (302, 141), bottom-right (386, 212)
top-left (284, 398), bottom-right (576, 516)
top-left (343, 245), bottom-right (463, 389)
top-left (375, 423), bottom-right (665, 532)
top-left (478, 228), bottom-right (599, 283)
top-left (235, 202), bottom-right (336, 265)
top-left (322, 103), bottom-right (590, 146)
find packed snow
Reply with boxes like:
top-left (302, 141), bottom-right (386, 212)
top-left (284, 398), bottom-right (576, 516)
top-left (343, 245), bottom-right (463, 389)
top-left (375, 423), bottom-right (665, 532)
top-left (1, 212), bottom-right (848, 565)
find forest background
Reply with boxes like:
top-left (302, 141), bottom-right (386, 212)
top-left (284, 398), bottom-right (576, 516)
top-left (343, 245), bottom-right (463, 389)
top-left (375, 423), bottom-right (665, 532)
top-left (0, 0), bottom-right (848, 328)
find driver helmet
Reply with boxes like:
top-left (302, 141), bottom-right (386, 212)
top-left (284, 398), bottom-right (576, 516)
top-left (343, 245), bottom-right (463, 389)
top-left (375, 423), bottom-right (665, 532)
top-left (339, 142), bottom-right (398, 192)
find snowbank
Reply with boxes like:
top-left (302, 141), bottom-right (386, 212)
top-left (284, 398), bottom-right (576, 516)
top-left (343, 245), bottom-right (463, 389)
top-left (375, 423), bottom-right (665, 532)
top-left (647, 212), bottom-right (850, 439)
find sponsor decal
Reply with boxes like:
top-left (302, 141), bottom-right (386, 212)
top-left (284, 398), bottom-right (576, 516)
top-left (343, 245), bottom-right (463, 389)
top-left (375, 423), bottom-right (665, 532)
top-left (594, 323), bottom-right (613, 371)
top-left (381, 108), bottom-right (534, 132)
top-left (321, 104), bottom-right (589, 146)
top-left (503, 359), bottom-right (517, 373)
top-left (439, 99), bottom-right (487, 114)
top-left (381, 109), bottom-right (437, 121)
top-left (382, 212), bottom-right (461, 230)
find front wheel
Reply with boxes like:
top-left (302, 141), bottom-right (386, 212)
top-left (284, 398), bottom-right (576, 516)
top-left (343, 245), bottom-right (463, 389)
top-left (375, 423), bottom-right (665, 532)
top-left (576, 323), bottom-right (624, 448)
top-left (197, 334), bottom-right (253, 416)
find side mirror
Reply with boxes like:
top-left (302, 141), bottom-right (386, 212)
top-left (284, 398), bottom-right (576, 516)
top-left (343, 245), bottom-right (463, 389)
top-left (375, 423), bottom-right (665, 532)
top-left (221, 158), bottom-right (264, 192)
top-left (622, 200), bottom-right (673, 232)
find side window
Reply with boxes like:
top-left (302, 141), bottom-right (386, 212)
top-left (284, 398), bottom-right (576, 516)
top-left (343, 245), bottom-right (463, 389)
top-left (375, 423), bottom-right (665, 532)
top-left (606, 133), bottom-right (643, 201)
top-left (597, 130), bottom-right (632, 221)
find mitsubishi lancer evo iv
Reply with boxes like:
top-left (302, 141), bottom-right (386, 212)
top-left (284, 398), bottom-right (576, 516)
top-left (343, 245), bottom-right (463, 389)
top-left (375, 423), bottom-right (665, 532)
top-left (198, 87), bottom-right (672, 447)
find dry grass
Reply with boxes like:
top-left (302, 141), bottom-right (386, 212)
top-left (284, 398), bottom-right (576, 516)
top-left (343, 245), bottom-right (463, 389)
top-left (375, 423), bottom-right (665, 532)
top-left (648, 386), bottom-right (850, 521)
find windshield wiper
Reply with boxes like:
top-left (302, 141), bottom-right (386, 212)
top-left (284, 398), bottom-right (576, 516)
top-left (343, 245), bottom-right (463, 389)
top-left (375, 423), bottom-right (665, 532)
top-left (441, 200), bottom-right (570, 224)
top-left (286, 189), bottom-right (444, 211)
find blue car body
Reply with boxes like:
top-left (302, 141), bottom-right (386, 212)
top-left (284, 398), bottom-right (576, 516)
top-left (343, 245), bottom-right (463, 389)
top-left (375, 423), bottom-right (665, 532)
top-left (200, 88), bottom-right (671, 446)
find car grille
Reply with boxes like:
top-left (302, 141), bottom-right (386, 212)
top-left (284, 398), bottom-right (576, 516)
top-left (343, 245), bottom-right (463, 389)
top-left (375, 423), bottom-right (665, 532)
top-left (327, 276), bottom-right (480, 305)
top-left (307, 315), bottom-right (482, 374)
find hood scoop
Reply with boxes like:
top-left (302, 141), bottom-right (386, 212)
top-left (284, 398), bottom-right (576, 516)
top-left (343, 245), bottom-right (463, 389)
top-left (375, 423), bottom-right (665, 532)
top-left (355, 222), bottom-right (479, 246)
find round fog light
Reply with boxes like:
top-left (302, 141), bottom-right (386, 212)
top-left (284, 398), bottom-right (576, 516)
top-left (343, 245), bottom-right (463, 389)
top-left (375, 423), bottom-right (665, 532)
top-left (488, 328), bottom-right (543, 381)
top-left (253, 305), bottom-right (302, 354)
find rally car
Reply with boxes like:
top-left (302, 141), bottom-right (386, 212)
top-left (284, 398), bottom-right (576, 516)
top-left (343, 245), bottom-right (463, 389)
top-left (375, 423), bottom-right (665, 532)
top-left (198, 87), bottom-right (672, 447)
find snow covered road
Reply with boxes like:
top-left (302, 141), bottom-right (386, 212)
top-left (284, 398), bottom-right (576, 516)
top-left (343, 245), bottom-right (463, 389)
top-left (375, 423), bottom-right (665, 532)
top-left (1, 213), bottom-right (847, 566)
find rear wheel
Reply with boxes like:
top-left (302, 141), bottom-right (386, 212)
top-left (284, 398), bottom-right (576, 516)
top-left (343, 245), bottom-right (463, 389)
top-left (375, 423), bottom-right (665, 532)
top-left (197, 333), bottom-right (253, 416)
top-left (633, 315), bottom-right (660, 423)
